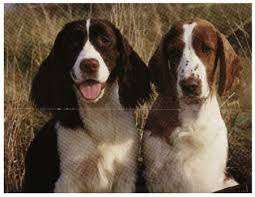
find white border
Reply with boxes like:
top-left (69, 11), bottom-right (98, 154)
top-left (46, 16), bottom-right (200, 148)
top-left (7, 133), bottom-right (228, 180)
top-left (251, 2), bottom-right (254, 196)
top-left (2, 0), bottom-right (254, 3)
top-left (2, 1), bottom-right (253, 196)
top-left (1, 2), bottom-right (4, 196)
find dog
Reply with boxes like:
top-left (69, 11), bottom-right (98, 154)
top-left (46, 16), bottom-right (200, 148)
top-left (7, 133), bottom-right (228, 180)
top-left (142, 18), bottom-right (240, 192)
top-left (23, 18), bottom-right (151, 192)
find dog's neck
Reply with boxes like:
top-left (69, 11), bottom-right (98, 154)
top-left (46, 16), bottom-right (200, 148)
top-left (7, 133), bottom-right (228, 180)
top-left (145, 93), bottom-right (224, 139)
top-left (179, 94), bottom-right (223, 128)
top-left (77, 81), bottom-right (136, 142)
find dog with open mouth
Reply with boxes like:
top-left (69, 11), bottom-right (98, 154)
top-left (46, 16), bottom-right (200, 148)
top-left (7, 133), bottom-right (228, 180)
top-left (142, 18), bottom-right (240, 192)
top-left (23, 18), bottom-right (151, 192)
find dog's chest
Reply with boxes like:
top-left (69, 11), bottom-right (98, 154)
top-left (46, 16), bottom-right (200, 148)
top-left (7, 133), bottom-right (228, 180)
top-left (145, 125), bottom-right (228, 192)
top-left (54, 123), bottom-right (138, 192)
top-left (144, 97), bottom-right (229, 192)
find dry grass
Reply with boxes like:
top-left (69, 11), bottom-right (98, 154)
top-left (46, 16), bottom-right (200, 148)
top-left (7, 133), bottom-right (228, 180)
top-left (4, 3), bottom-right (251, 192)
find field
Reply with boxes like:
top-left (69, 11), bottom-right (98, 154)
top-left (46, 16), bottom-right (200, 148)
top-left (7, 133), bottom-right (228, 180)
top-left (4, 4), bottom-right (251, 192)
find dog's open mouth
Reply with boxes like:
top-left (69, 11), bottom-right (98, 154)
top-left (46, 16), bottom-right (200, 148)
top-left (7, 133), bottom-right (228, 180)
top-left (78, 79), bottom-right (106, 101)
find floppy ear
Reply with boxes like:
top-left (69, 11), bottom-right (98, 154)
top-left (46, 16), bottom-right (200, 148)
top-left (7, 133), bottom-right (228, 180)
top-left (148, 37), bottom-right (171, 95)
top-left (217, 32), bottom-right (241, 96)
top-left (114, 29), bottom-right (152, 108)
top-left (30, 29), bottom-right (82, 128)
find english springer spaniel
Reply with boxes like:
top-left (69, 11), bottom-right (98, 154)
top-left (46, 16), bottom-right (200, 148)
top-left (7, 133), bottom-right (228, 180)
top-left (23, 18), bottom-right (151, 192)
top-left (142, 18), bottom-right (240, 192)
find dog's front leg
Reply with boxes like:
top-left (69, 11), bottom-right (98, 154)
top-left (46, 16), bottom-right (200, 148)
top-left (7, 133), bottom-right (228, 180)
top-left (112, 161), bottom-right (137, 192)
top-left (54, 152), bottom-right (111, 192)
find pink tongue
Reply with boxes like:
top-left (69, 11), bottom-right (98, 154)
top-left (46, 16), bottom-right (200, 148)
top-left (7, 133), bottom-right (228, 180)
top-left (79, 82), bottom-right (102, 100)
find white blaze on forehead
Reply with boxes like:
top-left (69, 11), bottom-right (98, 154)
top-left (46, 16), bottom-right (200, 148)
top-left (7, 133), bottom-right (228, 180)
top-left (183, 23), bottom-right (196, 48)
top-left (86, 18), bottom-right (90, 37)
top-left (72, 18), bottom-right (110, 83)
top-left (177, 22), bottom-right (210, 98)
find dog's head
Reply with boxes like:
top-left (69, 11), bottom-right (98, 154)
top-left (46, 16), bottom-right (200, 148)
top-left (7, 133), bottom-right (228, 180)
top-left (149, 18), bottom-right (240, 104)
top-left (31, 18), bottom-right (151, 128)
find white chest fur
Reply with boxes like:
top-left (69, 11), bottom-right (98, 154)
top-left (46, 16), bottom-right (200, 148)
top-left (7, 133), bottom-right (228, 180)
top-left (143, 95), bottom-right (237, 192)
top-left (54, 83), bottom-right (139, 192)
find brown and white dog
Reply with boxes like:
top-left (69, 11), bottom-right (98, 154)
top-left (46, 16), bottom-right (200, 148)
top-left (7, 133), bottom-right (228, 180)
top-left (23, 18), bottom-right (151, 192)
top-left (142, 18), bottom-right (240, 192)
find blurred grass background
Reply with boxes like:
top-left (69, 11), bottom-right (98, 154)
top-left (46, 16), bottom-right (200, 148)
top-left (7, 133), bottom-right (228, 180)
top-left (4, 3), bottom-right (251, 192)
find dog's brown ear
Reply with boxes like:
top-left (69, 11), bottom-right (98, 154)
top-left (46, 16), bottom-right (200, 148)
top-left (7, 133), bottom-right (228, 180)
top-left (118, 36), bottom-right (152, 108)
top-left (217, 32), bottom-right (241, 96)
top-left (148, 37), bottom-right (170, 95)
top-left (30, 23), bottom-right (77, 111)
top-left (30, 24), bottom-right (83, 128)
top-left (109, 23), bottom-right (151, 108)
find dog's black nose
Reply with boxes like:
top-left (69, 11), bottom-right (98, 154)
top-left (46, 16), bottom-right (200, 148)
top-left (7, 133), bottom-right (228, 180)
top-left (180, 77), bottom-right (201, 96)
top-left (80, 58), bottom-right (99, 73)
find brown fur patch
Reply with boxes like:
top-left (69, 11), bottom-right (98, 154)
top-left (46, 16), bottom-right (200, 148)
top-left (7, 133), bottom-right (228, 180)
top-left (144, 95), bottom-right (180, 141)
top-left (79, 153), bottom-right (102, 179)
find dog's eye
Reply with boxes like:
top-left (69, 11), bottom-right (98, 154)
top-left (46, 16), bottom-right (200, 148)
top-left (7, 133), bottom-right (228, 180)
top-left (99, 36), bottom-right (111, 46)
top-left (67, 31), bottom-right (84, 49)
top-left (201, 43), bottom-right (212, 54)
